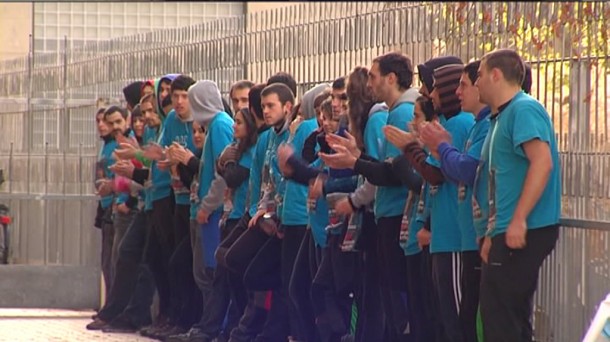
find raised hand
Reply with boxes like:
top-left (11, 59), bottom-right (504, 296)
top-left (383, 125), bottom-right (416, 150)
top-left (326, 131), bottom-right (360, 158)
top-left (318, 144), bottom-right (357, 170)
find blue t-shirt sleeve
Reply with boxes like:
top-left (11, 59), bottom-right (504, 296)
top-left (364, 112), bottom-right (387, 160)
top-left (211, 118), bottom-right (235, 161)
top-left (511, 102), bottom-right (553, 157)
top-left (438, 142), bottom-right (479, 186)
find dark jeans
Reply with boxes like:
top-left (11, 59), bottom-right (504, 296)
top-left (289, 229), bottom-right (321, 342)
top-left (251, 225), bottom-right (306, 342)
top-left (111, 209), bottom-right (137, 269)
top-left (144, 195), bottom-right (176, 318)
top-left (101, 206), bottom-right (115, 299)
top-left (98, 210), bottom-right (155, 326)
top-left (198, 218), bottom-right (248, 339)
top-left (405, 249), bottom-right (436, 342)
top-left (460, 250), bottom-right (482, 342)
top-left (311, 231), bottom-right (357, 342)
top-left (354, 212), bottom-right (386, 342)
top-left (168, 204), bottom-right (201, 329)
top-left (431, 252), bottom-right (464, 342)
top-left (480, 225), bottom-right (559, 342)
top-left (376, 216), bottom-right (410, 342)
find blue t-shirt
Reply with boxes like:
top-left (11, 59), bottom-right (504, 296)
top-left (281, 118), bottom-right (318, 226)
top-left (483, 91), bottom-right (561, 236)
top-left (374, 102), bottom-right (414, 219)
top-left (141, 126), bottom-right (160, 211)
top-left (230, 144), bottom-right (254, 219)
top-left (98, 139), bottom-right (117, 209)
top-left (457, 113), bottom-right (490, 251)
top-left (161, 111), bottom-right (197, 205)
top-left (191, 112), bottom-right (234, 219)
top-left (248, 129), bottom-right (270, 217)
top-left (260, 126), bottom-right (290, 219)
top-left (404, 191), bottom-right (423, 256)
top-left (150, 124), bottom-right (171, 203)
top-left (364, 110), bottom-right (388, 160)
top-left (429, 111), bottom-right (475, 253)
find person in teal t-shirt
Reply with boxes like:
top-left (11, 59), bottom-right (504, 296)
top-left (476, 49), bottom-right (560, 342)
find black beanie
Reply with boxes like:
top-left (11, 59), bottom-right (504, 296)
top-left (433, 64), bottom-right (463, 119)
top-left (417, 56), bottom-right (463, 93)
top-left (522, 63), bottom-right (532, 94)
top-left (122, 81), bottom-right (144, 109)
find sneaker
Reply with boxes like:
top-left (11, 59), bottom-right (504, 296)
top-left (86, 318), bottom-right (109, 330)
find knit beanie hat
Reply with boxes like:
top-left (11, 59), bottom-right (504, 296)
top-left (433, 64), bottom-right (463, 119)
top-left (417, 56), bottom-right (463, 93)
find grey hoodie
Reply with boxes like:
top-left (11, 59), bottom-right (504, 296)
top-left (301, 83), bottom-right (330, 120)
top-left (189, 80), bottom-right (224, 126)
top-left (390, 87), bottom-right (420, 112)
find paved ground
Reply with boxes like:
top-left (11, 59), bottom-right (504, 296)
top-left (0, 309), bottom-right (153, 341)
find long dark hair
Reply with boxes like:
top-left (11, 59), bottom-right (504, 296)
top-left (236, 107), bottom-right (258, 156)
top-left (346, 66), bottom-right (375, 150)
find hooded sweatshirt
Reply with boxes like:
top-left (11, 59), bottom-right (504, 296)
top-left (417, 56), bottom-right (463, 93)
top-left (154, 73), bottom-right (180, 120)
top-left (281, 83), bottom-right (328, 226)
top-left (374, 87), bottom-right (419, 219)
top-left (191, 80), bottom-right (235, 219)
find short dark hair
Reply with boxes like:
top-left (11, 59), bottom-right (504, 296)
top-left (96, 107), bottom-right (106, 117)
top-left (171, 75), bottom-right (196, 93)
top-left (314, 88), bottom-right (332, 110)
top-left (248, 83), bottom-right (266, 120)
top-left (320, 98), bottom-right (333, 116)
top-left (522, 63), bottom-right (532, 94)
top-left (481, 49), bottom-right (525, 86)
top-left (332, 76), bottom-right (346, 90)
top-left (230, 80), bottom-right (255, 98)
top-left (267, 72), bottom-right (297, 97)
top-left (415, 96), bottom-right (436, 122)
top-left (104, 105), bottom-right (129, 119)
top-left (261, 83), bottom-right (295, 106)
top-left (463, 60), bottom-right (481, 85)
top-left (373, 52), bottom-right (414, 90)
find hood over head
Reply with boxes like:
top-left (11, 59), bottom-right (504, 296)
top-left (417, 56), bottom-right (463, 93)
top-left (188, 80), bottom-right (224, 126)
top-left (122, 81), bottom-right (144, 109)
top-left (433, 64), bottom-right (464, 119)
top-left (154, 73), bottom-right (181, 119)
top-left (300, 83), bottom-right (331, 120)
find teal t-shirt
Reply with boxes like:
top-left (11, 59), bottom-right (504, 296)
top-left (248, 129), bottom-right (270, 217)
top-left (429, 111), bottom-right (475, 253)
top-left (161, 112), bottom-right (196, 205)
top-left (230, 144), bottom-right (254, 219)
top-left (483, 91), bottom-right (561, 236)
top-left (404, 191), bottom-right (423, 256)
top-left (374, 102), bottom-right (414, 219)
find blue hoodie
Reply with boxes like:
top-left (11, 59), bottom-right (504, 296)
top-left (248, 128), bottom-right (271, 217)
top-left (374, 88), bottom-right (419, 219)
top-left (230, 144), bottom-right (255, 219)
top-left (281, 83), bottom-right (328, 226)
top-left (98, 136), bottom-right (116, 209)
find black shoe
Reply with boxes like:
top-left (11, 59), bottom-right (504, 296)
top-left (86, 318), bottom-right (109, 331)
top-left (165, 327), bottom-right (209, 342)
top-left (102, 315), bottom-right (140, 334)
top-left (150, 325), bottom-right (187, 340)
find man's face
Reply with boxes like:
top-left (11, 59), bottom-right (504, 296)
top-left (331, 88), bottom-right (348, 116)
top-left (261, 93), bottom-right (291, 127)
top-left (231, 87), bottom-right (250, 114)
top-left (96, 113), bottom-right (110, 136)
top-left (367, 62), bottom-right (389, 102)
top-left (456, 73), bottom-right (481, 113)
top-left (171, 89), bottom-right (190, 118)
top-left (475, 60), bottom-right (493, 105)
top-left (160, 81), bottom-right (171, 101)
top-left (105, 111), bottom-right (127, 137)
top-left (141, 101), bottom-right (161, 128)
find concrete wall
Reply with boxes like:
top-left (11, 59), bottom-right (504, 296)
top-left (0, 3), bottom-right (32, 61)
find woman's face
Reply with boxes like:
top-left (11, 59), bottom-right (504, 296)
top-left (322, 110), bottom-right (341, 135)
top-left (192, 121), bottom-right (206, 149)
top-left (232, 110), bottom-right (248, 140)
top-left (132, 117), bottom-right (145, 138)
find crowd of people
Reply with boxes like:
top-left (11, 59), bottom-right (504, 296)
top-left (87, 48), bottom-right (561, 342)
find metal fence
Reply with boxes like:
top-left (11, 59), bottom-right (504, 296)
top-left (0, 2), bottom-right (608, 340)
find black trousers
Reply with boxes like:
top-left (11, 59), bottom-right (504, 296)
top-left (376, 216), bottom-right (410, 342)
top-left (250, 225), bottom-right (306, 342)
top-left (480, 225), bottom-right (559, 342)
top-left (100, 206), bottom-right (115, 301)
top-left (289, 229), bottom-right (321, 342)
top-left (354, 212), bottom-right (386, 342)
top-left (460, 250), bottom-right (482, 342)
top-left (97, 210), bottom-right (155, 327)
top-left (431, 252), bottom-right (464, 342)
top-left (405, 249), bottom-right (436, 342)
top-left (144, 195), bottom-right (176, 318)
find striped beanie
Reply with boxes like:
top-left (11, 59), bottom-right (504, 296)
top-left (433, 64), bottom-right (463, 119)
top-left (417, 56), bottom-right (463, 93)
